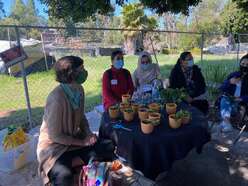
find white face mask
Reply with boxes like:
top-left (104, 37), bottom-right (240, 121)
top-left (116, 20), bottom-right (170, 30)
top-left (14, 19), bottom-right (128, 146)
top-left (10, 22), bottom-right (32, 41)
top-left (141, 63), bottom-right (151, 71)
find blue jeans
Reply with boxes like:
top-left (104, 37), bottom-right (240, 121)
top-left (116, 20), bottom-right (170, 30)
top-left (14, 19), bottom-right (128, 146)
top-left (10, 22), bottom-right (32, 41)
top-left (220, 96), bottom-right (238, 119)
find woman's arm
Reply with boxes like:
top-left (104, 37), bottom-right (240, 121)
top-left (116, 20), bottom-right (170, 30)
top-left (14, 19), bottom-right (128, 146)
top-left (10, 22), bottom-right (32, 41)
top-left (102, 71), bottom-right (119, 104)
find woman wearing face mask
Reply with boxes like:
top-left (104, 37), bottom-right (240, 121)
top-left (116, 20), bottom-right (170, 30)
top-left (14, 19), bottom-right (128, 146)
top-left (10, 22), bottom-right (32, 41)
top-left (37, 56), bottom-right (115, 186)
top-left (133, 51), bottom-right (161, 89)
top-left (169, 51), bottom-right (209, 114)
top-left (218, 53), bottom-right (248, 132)
top-left (102, 50), bottom-right (134, 110)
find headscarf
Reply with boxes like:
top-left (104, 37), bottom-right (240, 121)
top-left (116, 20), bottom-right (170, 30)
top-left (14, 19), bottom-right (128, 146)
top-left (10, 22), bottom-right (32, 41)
top-left (133, 51), bottom-right (160, 87)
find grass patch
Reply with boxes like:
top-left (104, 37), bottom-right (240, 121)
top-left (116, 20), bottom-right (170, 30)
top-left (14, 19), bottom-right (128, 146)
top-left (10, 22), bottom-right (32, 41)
top-left (0, 54), bottom-right (238, 126)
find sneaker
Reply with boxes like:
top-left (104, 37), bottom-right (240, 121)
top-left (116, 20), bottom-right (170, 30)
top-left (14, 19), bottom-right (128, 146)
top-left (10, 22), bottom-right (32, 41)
top-left (220, 121), bottom-right (233, 132)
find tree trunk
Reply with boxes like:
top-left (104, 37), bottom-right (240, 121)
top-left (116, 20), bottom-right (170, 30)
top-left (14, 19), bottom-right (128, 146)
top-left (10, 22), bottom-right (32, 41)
top-left (124, 36), bottom-right (136, 54)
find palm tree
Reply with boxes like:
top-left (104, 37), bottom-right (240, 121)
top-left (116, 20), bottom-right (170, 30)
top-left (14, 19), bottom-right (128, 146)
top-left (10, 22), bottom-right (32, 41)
top-left (121, 3), bottom-right (157, 54)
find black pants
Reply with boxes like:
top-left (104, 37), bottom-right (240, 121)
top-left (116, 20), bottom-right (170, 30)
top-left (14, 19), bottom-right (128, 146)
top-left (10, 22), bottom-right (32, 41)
top-left (48, 139), bottom-right (115, 186)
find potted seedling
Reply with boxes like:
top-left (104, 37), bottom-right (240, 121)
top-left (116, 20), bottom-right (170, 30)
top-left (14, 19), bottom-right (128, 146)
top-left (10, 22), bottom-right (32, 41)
top-left (148, 112), bottom-right (161, 126)
top-left (165, 103), bottom-right (177, 115)
top-left (141, 119), bottom-right (154, 134)
top-left (131, 103), bottom-right (139, 115)
top-left (180, 110), bottom-right (191, 124)
top-left (169, 112), bottom-right (182, 129)
top-left (148, 103), bottom-right (161, 113)
top-left (122, 94), bottom-right (131, 103)
top-left (120, 102), bottom-right (130, 113)
top-left (123, 108), bottom-right (135, 122)
top-left (138, 107), bottom-right (148, 121)
top-left (108, 105), bottom-right (120, 120)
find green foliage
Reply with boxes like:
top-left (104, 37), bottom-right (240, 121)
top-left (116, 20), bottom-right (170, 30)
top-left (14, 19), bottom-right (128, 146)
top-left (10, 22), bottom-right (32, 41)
top-left (221, 1), bottom-right (248, 38)
top-left (200, 60), bottom-right (238, 84)
top-left (190, 47), bottom-right (201, 55)
top-left (11, 0), bottom-right (26, 21)
top-left (160, 88), bottom-right (187, 103)
top-left (103, 16), bottom-right (124, 45)
top-left (133, 0), bottom-right (201, 15)
top-left (122, 3), bottom-right (157, 37)
top-left (161, 48), bottom-right (170, 55)
top-left (176, 0), bottom-right (225, 49)
top-left (178, 109), bottom-right (191, 118)
top-left (233, 0), bottom-right (248, 10)
top-left (28, 28), bottom-right (41, 40)
top-left (41, 0), bottom-right (114, 22)
top-left (41, 0), bottom-right (201, 22)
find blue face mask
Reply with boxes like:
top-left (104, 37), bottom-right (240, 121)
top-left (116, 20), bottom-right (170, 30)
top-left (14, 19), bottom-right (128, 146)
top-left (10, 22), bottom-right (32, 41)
top-left (141, 63), bottom-right (151, 71)
top-left (114, 59), bottom-right (124, 69)
top-left (187, 59), bottom-right (194, 67)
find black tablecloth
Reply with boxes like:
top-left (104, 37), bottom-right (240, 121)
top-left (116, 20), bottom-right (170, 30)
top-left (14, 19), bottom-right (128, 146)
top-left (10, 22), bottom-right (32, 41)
top-left (99, 104), bottom-right (211, 180)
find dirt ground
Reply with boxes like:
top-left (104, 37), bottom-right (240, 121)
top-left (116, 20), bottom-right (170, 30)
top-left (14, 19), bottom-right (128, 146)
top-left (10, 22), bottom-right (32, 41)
top-left (0, 121), bottom-right (248, 186)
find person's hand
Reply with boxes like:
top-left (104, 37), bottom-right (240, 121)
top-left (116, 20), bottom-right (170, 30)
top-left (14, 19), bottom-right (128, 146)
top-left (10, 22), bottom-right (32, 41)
top-left (230, 77), bottom-right (240, 85)
top-left (234, 97), bottom-right (242, 102)
top-left (83, 134), bottom-right (97, 146)
top-left (186, 96), bottom-right (193, 103)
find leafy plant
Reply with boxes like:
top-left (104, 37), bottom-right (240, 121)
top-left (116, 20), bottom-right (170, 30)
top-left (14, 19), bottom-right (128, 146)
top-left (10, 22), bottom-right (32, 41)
top-left (142, 119), bottom-right (152, 124)
top-left (110, 104), bottom-right (119, 110)
top-left (7, 125), bottom-right (18, 135)
top-left (179, 110), bottom-right (191, 118)
top-left (124, 108), bottom-right (133, 113)
top-left (160, 88), bottom-right (188, 103)
top-left (175, 110), bottom-right (184, 119)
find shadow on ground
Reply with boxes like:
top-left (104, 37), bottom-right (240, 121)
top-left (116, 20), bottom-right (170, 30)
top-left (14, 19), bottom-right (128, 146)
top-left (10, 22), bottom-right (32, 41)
top-left (157, 141), bottom-right (248, 186)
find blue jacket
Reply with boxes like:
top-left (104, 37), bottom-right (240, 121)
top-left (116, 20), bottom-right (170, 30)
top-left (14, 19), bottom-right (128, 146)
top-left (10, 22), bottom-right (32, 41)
top-left (220, 71), bottom-right (248, 103)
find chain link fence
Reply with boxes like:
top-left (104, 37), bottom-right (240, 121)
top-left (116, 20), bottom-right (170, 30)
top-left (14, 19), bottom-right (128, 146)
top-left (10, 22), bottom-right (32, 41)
top-left (0, 25), bottom-right (247, 129)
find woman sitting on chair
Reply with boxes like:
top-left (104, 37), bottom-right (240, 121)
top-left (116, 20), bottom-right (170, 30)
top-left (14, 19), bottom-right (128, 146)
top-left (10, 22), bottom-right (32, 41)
top-left (132, 51), bottom-right (161, 90)
top-left (37, 56), bottom-right (115, 186)
top-left (169, 51), bottom-right (209, 114)
top-left (219, 53), bottom-right (248, 132)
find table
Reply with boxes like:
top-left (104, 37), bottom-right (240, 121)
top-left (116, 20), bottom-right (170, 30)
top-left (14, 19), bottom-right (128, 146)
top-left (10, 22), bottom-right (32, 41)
top-left (99, 104), bottom-right (211, 180)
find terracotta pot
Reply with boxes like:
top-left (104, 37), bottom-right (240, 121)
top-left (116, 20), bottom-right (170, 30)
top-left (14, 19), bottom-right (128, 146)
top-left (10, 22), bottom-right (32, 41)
top-left (182, 116), bottom-right (191, 125)
top-left (108, 106), bottom-right (119, 119)
top-left (166, 103), bottom-right (177, 115)
top-left (148, 103), bottom-right (161, 112)
top-left (169, 114), bottom-right (182, 129)
top-left (120, 103), bottom-right (130, 113)
top-left (122, 94), bottom-right (131, 103)
top-left (141, 119), bottom-right (154, 134)
top-left (131, 103), bottom-right (139, 114)
top-left (138, 108), bottom-right (148, 121)
top-left (148, 112), bottom-right (161, 126)
top-left (123, 109), bottom-right (135, 122)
